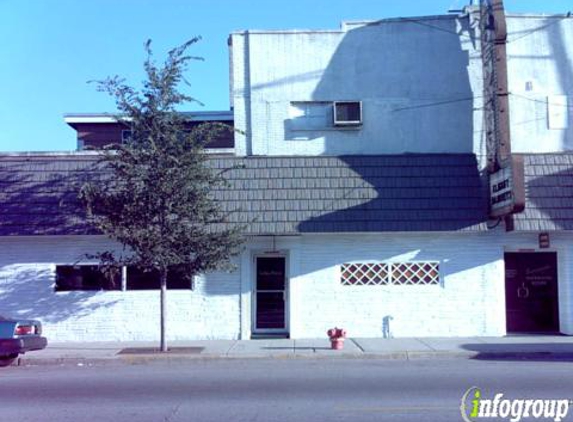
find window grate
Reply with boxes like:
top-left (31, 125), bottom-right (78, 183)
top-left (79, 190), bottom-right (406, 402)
top-left (391, 262), bottom-right (440, 285)
top-left (341, 262), bottom-right (439, 286)
top-left (341, 263), bottom-right (389, 286)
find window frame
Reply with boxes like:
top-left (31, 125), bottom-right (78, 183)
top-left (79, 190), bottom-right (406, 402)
top-left (125, 266), bottom-right (194, 291)
top-left (54, 265), bottom-right (123, 292)
top-left (54, 264), bottom-right (195, 292)
top-left (340, 261), bottom-right (440, 286)
top-left (333, 101), bottom-right (363, 126)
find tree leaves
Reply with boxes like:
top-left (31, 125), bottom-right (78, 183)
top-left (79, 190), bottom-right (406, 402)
top-left (80, 38), bottom-right (245, 277)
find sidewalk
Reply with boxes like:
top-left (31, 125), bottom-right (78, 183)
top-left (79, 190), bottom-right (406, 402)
top-left (15, 336), bottom-right (573, 366)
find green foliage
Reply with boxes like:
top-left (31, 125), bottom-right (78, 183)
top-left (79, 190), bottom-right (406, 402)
top-left (80, 38), bottom-right (245, 281)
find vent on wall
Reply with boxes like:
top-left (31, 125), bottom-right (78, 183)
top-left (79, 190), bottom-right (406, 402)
top-left (333, 101), bottom-right (362, 126)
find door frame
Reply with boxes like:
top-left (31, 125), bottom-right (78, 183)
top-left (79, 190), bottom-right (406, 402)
top-left (251, 252), bottom-right (290, 336)
top-left (503, 250), bottom-right (560, 334)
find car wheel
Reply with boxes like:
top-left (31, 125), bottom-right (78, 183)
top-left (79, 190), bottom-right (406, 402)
top-left (0, 354), bottom-right (18, 367)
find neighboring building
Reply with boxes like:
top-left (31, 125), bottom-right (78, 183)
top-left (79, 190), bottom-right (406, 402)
top-left (64, 111), bottom-right (235, 152)
top-left (1, 3), bottom-right (572, 341)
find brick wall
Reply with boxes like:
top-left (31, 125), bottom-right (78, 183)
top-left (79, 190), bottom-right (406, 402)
top-left (288, 233), bottom-right (507, 338)
top-left (231, 16), bottom-right (485, 157)
top-left (0, 231), bottom-right (571, 341)
top-left (0, 236), bottom-right (241, 342)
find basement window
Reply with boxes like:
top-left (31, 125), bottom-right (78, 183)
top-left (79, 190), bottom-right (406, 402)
top-left (55, 265), bottom-right (122, 291)
top-left (126, 266), bottom-right (193, 290)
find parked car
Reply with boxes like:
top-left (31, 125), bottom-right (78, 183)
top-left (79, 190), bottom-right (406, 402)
top-left (0, 315), bottom-right (47, 367)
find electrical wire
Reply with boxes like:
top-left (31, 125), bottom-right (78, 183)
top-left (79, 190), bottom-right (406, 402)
top-left (392, 96), bottom-right (482, 112)
top-left (384, 10), bottom-right (572, 46)
top-left (510, 92), bottom-right (573, 109)
top-left (506, 12), bottom-right (572, 44)
top-left (397, 17), bottom-right (474, 40)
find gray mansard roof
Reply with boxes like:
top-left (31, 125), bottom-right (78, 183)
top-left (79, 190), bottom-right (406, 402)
top-left (1, 152), bottom-right (569, 236)
top-left (513, 153), bottom-right (573, 231)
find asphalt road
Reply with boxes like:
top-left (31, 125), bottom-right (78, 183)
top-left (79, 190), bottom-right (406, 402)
top-left (1, 358), bottom-right (572, 422)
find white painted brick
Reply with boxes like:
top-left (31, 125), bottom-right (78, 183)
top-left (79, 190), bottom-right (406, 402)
top-left (0, 236), bottom-right (240, 342)
top-left (231, 18), bottom-right (485, 157)
top-left (1, 231), bottom-right (571, 341)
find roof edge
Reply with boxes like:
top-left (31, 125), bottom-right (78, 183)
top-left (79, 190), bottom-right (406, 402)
top-left (64, 110), bottom-right (234, 124)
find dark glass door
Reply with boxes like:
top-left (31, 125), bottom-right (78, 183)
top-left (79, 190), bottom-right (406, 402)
top-left (505, 252), bottom-right (559, 333)
top-left (255, 257), bottom-right (286, 331)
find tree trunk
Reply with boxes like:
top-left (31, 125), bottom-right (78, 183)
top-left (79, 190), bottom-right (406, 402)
top-left (160, 269), bottom-right (168, 352)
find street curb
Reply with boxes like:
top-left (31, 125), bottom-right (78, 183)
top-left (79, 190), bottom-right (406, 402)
top-left (14, 350), bottom-right (573, 367)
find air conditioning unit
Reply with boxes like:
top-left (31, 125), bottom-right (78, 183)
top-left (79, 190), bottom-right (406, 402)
top-left (333, 101), bottom-right (362, 126)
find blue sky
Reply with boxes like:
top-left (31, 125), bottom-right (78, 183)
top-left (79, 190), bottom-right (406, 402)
top-left (0, 0), bottom-right (569, 152)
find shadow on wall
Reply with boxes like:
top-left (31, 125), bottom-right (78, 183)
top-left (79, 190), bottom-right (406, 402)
top-left (0, 265), bottom-right (118, 324)
top-left (303, 17), bottom-right (477, 154)
top-left (382, 315), bottom-right (393, 339)
top-left (507, 18), bottom-right (573, 151)
top-left (548, 18), bottom-right (573, 150)
top-left (295, 18), bottom-right (489, 234)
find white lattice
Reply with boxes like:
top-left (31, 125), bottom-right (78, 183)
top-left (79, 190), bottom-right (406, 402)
top-left (341, 262), bottom-right (439, 286)
top-left (391, 262), bottom-right (440, 285)
top-left (340, 263), bottom-right (389, 286)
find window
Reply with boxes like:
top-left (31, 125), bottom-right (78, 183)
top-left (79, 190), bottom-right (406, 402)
top-left (121, 130), bottom-right (132, 143)
top-left (391, 262), bottom-right (440, 285)
top-left (126, 266), bottom-right (193, 290)
top-left (55, 265), bottom-right (122, 291)
top-left (288, 101), bottom-right (363, 132)
top-left (333, 101), bottom-right (362, 126)
top-left (341, 262), bottom-right (440, 286)
top-left (340, 263), bottom-right (390, 286)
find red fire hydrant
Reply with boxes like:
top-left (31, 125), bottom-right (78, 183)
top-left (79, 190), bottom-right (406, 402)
top-left (327, 327), bottom-right (347, 350)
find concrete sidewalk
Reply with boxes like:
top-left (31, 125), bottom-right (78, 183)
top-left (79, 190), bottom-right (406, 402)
top-left (15, 336), bottom-right (573, 366)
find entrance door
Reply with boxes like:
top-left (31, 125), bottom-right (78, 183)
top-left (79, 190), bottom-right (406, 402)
top-left (254, 256), bottom-right (287, 334)
top-left (504, 252), bottom-right (559, 333)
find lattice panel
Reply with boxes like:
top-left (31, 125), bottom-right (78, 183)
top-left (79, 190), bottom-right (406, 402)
top-left (391, 262), bottom-right (440, 285)
top-left (340, 263), bottom-right (389, 286)
top-left (341, 262), bottom-right (439, 286)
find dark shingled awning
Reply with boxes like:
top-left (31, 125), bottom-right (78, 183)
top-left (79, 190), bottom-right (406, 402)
top-left (513, 153), bottom-right (573, 231)
top-left (1, 153), bottom-right (495, 236)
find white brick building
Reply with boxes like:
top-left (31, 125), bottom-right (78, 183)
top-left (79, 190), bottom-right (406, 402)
top-left (1, 3), bottom-right (573, 341)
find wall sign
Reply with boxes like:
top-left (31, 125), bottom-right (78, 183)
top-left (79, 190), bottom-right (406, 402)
top-left (539, 233), bottom-right (550, 249)
top-left (489, 155), bottom-right (525, 218)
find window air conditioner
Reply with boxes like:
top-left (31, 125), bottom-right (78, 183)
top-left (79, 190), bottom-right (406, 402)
top-left (333, 101), bottom-right (362, 126)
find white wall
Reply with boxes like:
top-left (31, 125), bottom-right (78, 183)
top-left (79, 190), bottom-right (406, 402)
top-left (231, 15), bottom-right (485, 157)
top-left (232, 13), bottom-right (573, 157)
top-left (0, 236), bottom-right (241, 342)
top-left (243, 231), bottom-right (573, 339)
top-left (1, 231), bottom-right (571, 341)
top-left (506, 14), bottom-right (573, 152)
top-left (287, 232), bottom-right (507, 338)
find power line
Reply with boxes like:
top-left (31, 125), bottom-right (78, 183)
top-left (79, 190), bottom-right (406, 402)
top-left (506, 12), bottom-right (572, 44)
top-left (392, 96), bottom-right (483, 112)
top-left (510, 92), bottom-right (573, 109)
top-left (397, 17), bottom-right (474, 40)
top-left (398, 10), bottom-right (572, 45)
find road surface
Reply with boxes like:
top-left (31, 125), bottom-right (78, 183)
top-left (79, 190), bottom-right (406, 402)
top-left (1, 357), bottom-right (572, 421)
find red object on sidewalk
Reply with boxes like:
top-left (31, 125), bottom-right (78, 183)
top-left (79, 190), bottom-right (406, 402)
top-left (327, 327), bottom-right (347, 350)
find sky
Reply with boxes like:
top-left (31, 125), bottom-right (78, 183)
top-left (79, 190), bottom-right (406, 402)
top-left (0, 0), bottom-right (570, 152)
